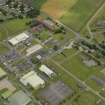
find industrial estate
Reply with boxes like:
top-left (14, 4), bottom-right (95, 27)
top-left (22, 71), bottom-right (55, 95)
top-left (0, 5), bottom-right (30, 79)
top-left (0, 0), bottom-right (105, 105)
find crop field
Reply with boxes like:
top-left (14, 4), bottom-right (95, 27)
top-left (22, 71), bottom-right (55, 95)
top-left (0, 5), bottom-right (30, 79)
top-left (41, 0), bottom-right (77, 19)
top-left (42, 0), bottom-right (105, 31)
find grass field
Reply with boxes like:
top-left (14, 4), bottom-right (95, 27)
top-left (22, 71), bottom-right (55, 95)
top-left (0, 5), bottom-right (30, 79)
top-left (53, 49), bottom-right (102, 80)
top-left (71, 91), bottom-right (104, 105)
top-left (61, 0), bottom-right (105, 31)
top-left (0, 18), bottom-right (31, 41)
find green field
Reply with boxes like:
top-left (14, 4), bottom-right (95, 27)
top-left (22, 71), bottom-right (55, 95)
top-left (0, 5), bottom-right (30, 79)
top-left (0, 18), bottom-right (31, 41)
top-left (60, 0), bottom-right (105, 31)
top-left (53, 49), bottom-right (101, 80)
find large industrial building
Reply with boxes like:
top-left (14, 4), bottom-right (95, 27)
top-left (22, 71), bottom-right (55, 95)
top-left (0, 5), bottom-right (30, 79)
top-left (8, 32), bottom-right (29, 46)
top-left (20, 71), bottom-right (45, 89)
top-left (26, 44), bottom-right (43, 56)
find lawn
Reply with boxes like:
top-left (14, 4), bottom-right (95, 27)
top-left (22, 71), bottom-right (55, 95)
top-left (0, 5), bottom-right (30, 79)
top-left (61, 0), bottom-right (105, 31)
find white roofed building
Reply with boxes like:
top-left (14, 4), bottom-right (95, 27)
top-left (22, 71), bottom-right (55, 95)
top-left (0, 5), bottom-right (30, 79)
top-left (26, 44), bottom-right (43, 56)
top-left (39, 65), bottom-right (55, 78)
top-left (20, 71), bottom-right (45, 89)
top-left (9, 32), bottom-right (29, 46)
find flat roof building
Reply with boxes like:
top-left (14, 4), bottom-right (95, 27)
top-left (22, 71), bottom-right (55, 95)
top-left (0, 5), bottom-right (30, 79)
top-left (26, 44), bottom-right (43, 56)
top-left (9, 32), bottom-right (29, 46)
top-left (39, 65), bottom-right (54, 78)
top-left (8, 90), bottom-right (31, 105)
top-left (20, 71), bottom-right (45, 89)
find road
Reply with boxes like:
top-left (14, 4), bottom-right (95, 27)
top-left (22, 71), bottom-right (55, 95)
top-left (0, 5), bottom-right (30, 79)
top-left (50, 59), bottom-right (105, 101)
top-left (45, 18), bottom-right (105, 101)
top-left (86, 1), bottom-right (105, 40)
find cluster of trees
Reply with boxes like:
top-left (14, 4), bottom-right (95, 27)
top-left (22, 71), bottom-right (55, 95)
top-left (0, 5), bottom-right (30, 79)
top-left (80, 40), bottom-right (105, 58)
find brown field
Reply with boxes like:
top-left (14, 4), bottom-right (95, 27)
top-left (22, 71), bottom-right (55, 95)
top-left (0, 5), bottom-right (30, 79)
top-left (41, 0), bottom-right (77, 19)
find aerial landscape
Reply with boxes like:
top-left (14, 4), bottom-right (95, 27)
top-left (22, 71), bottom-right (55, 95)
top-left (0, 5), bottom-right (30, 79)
top-left (0, 0), bottom-right (105, 105)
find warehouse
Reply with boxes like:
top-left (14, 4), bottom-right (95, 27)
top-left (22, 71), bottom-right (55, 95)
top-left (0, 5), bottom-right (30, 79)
top-left (8, 32), bottom-right (29, 46)
top-left (40, 81), bottom-right (74, 105)
top-left (20, 71), bottom-right (45, 89)
top-left (26, 44), bottom-right (43, 56)
top-left (8, 90), bottom-right (31, 105)
top-left (39, 65), bottom-right (55, 78)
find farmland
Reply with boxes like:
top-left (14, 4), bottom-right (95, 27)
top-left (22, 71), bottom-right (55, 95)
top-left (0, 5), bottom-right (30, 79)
top-left (42, 0), bottom-right (105, 31)
top-left (41, 0), bottom-right (77, 19)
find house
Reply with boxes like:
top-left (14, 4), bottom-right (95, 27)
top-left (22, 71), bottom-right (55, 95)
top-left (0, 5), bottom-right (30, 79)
top-left (26, 44), bottom-right (43, 56)
top-left (39, 65), bottom-right (55, 78)
top-left (9, 32), bottom-right (29, 46)
top-left (20, 71), bottom-right (45, 89)
top-left (8, 90), bottom-right (31, 105)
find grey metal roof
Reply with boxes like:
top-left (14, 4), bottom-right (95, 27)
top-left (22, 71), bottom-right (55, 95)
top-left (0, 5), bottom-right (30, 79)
top-left (8, 90), bottom-right (31, 105)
